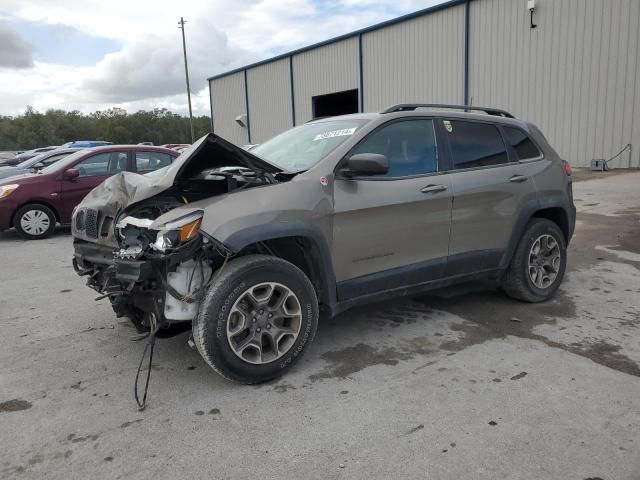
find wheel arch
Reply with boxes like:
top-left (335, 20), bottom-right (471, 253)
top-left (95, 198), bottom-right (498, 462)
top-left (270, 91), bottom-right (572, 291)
top-left (224, 223), bottom-right (338, 315)
top-left (11, 200), bottom-right (61, 226)
top-left (531, 207), bottom-right (569, 242)
top-left (500, 196), bottom-right (572, 269)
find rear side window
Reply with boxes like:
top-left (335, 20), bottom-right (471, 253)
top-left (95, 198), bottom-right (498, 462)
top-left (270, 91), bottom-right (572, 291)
top-left (135, 151), bottom-right (173, 172)
top-left (350, 119), bottom-right (438, 177)
top-left (444, 120), bottom-right (508, 169)
top-left (503, 127), bottom-right (542, 160)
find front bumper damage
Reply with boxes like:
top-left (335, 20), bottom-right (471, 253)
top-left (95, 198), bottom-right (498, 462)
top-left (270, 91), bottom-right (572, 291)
top-left (70, 132), bottom-right (288, 334)
top-left (73, 234), bottom-right (230, 333)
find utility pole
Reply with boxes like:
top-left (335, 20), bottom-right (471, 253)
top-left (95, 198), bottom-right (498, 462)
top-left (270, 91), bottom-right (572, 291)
top-left (178, 17), bottom-right (195, 143)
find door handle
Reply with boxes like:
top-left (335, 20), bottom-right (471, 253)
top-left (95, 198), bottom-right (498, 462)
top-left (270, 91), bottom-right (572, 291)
top-left (420, 184), bottom-right (448, 194)
top-left (509, 174), bottom-right (528, 183)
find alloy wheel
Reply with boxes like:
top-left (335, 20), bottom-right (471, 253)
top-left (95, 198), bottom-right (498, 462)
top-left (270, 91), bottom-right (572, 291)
top-left (226, 282), bottom-right (302, 364)
top-left (528, 234), bottom-right (561, 289)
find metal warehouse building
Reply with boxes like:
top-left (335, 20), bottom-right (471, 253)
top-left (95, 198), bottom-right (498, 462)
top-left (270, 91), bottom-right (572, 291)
top-left (208, 0), bottom-right (640, 168)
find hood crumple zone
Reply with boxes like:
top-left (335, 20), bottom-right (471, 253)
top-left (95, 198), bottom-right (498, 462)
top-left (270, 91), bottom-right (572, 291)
top-left (72, 133), bottom-right (286, 246)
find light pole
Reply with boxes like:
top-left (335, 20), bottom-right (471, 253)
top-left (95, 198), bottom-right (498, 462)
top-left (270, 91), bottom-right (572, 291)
top-left (178, 17), bottom-right (195, 143)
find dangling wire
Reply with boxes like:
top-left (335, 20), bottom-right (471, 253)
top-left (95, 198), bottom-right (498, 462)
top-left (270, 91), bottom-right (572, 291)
top-left (133, 312), bottom-right (160, 411)
top-left (131, 251), bottom-right (232, 410)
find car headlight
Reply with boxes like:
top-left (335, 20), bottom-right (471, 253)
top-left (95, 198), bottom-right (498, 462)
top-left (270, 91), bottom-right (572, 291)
top-left (0, 184), bottom-right (19, 199)
top-left (151, 211), bottom-right (203, 252)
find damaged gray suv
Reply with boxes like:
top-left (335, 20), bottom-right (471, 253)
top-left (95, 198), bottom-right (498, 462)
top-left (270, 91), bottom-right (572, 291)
top-left (72, 104), bottom-right (576, 383)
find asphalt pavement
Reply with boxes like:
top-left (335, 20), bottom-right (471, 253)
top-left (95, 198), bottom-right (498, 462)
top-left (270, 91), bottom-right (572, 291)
top-left (1, 170), bottom-right (639, 480)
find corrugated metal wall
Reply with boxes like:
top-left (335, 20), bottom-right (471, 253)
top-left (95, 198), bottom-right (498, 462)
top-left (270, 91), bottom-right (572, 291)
top-left (292, 38), bottom-right (360, 124)
top-left (210, 71), bottom-right (248, 146)
top-left (469, 0), bottom-right (640, 167)
top-left (209, 0), bottom-right (640, 166)
top-left (362, 4), bottom-right (465, 112)
top-left (246, 58), bottom-right (293, 144)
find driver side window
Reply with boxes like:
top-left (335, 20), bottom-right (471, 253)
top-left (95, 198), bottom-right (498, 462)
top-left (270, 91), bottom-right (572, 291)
top-left (350, 119), bottom-right (438, 177)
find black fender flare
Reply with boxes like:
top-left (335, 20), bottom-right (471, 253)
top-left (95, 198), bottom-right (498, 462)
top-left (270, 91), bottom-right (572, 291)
top-left (223, 222), bottom-right (338, 313)
top-left (500, 191), bottom-right (574, 269)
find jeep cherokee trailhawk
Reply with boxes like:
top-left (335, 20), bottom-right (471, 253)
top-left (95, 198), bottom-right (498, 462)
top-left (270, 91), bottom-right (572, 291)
top-left (72, 104), bottom-right (576, 383)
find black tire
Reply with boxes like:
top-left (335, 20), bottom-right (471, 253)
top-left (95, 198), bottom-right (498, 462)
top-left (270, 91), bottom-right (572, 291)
top-left (502, 218), bottom-right (567, 302)
top-left (193, 254), bottom-right (319, 383)
top-left (13, 204), bottom-right (57, 240)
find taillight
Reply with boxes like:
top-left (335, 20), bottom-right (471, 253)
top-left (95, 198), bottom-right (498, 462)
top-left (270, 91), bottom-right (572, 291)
top-left (562, 159), bottom-right (573, 177)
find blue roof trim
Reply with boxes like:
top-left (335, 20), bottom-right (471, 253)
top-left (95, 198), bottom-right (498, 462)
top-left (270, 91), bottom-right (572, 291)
top-left (207, 0), bottom-right (466, 82)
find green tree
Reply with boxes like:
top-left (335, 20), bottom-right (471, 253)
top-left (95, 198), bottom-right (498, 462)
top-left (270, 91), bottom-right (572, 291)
top-left (0, 107), bottom-right (212, 150)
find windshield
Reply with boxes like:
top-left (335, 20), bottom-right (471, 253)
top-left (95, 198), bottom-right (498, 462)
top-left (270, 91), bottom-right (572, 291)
top-left (16, 151), bottom-right (72, 169)
top-left (40, 150), bottom-right (87, 174)
top-left (251, 119), bottom-right (369, 172)
top-left (16, 157), bottom-right (44, 169)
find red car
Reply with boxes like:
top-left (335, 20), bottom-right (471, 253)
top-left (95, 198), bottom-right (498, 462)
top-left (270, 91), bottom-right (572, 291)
top-left (0, 145), bottom-right (180, 239)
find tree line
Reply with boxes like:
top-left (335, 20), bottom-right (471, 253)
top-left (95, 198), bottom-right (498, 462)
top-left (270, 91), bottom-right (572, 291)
top-left (0, 107), bottom-right (211, 150)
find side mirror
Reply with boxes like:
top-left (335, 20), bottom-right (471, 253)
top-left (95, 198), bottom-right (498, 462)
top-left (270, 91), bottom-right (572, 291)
top-left (62, 168), bottom-right (80, 180)
top-left (343, 153), bottom-right (389, 177)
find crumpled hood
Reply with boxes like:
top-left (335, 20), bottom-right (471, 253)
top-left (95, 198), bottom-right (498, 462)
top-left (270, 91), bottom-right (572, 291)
top-left (72, 133), bottom-right (285, 246)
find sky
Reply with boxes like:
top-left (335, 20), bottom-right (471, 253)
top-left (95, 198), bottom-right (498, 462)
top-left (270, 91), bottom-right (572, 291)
top-left (0, 0), bottom-right (443, 117)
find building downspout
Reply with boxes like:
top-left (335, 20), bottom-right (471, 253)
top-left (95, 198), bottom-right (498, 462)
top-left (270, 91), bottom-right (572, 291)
top-left (289, 56), bottom-right (296, 126)
top-left (358, 33), bottom-right (365, 112)
top-left (464, 0), bottom-right (470, 107)
top-left (208, 81), bottom-right (214, 133)
top-left (243, 69), bottom-right (251, 144)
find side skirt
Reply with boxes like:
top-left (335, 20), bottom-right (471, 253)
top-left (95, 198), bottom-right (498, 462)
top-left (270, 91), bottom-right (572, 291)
top-left (331, 267), bottom-right (504, 317)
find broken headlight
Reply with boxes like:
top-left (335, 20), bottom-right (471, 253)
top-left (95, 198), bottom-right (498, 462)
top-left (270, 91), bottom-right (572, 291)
top-left (151, 211), bottom-right (203, 252)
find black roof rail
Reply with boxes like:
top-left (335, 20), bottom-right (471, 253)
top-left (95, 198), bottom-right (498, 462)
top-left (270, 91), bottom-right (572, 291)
top-left (381, 103), bottom-right (515, 118)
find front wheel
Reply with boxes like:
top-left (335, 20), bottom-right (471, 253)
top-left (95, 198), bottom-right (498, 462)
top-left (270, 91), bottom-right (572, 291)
top-left (502, 218), bottom-right (567, 302)
top-left (193, 255), bottom-right (319, 383)
top-left (13, 204), bottom-right (57, 239)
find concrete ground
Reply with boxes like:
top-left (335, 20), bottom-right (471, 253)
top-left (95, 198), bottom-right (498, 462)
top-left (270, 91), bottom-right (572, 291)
top-left (1, 171), bottom-right (639, 480)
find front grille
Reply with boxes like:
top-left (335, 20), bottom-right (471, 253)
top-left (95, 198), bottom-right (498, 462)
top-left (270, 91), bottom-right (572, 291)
top-left (75, 210), bottom-right (85, 231)
top-left (85, 209), bottom-right (98, 238)
top-left (100, 216), bottom-right (113, 238)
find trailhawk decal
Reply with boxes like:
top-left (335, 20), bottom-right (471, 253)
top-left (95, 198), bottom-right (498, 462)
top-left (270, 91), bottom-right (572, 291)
top-left (313, 127), bottom-right (357, 141)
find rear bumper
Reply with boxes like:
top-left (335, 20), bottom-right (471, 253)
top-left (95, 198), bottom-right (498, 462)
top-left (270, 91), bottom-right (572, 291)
top-left (568, 203), bottom-right (577, 243)
top-left (566, 182), bottom-right (577, 243)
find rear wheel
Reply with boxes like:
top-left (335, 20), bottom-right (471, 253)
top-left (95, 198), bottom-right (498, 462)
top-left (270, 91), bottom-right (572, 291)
top-left (13, 204), bottom-right (56, 240)
top-left (193, 255), bottom-right (318, 383)
top-left (503, 218), bottom-right (567, 302)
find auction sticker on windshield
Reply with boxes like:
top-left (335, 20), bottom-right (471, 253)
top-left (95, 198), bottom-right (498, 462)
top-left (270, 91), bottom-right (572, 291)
top-left (313, 127), bottom-right (357, 141)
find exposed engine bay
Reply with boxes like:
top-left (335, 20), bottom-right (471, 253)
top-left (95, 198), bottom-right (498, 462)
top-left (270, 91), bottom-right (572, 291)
top-left (72, 134), bottom-right (291, 335)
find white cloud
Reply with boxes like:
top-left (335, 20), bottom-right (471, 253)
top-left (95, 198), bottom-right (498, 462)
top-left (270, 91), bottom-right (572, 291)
top-left (0, 20), bottom-right (34, 68)
top-left (0, 0), bottom-right (444, 116)
top-left (81, 20), bottom-right (255, 103)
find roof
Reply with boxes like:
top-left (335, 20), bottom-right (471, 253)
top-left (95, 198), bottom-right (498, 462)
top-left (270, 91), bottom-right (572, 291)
top-left (288, 109), bottom-right (530, 135)
top-left (207, 0), bottom-right (466, 81)
top-left (306, 112), bottom-right (380, 123)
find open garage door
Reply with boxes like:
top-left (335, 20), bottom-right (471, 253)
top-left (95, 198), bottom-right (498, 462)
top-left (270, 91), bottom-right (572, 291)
top-left (312, 89), bottom-right (359, 119)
